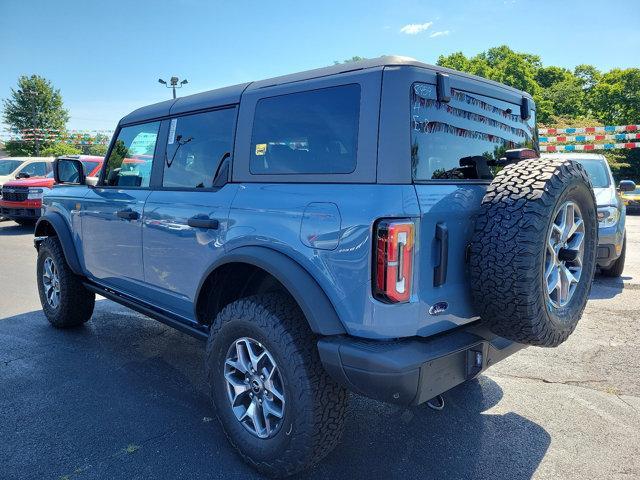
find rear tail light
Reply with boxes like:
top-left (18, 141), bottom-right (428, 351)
top-left (374, 219), bottom-right (415, 303)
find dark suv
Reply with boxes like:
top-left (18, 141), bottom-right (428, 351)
top-left (34, 56), bottom-right (598, 477)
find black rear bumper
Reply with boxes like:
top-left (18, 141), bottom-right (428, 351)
top-left (318, 324), bottom-right (524, 406)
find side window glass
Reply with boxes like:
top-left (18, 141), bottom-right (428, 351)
top-left (163, 108), bottom-right (236, 188)
top-left (250, 84), bottom-right (360, 175)
top-left (104, 122), bottom-right (160, 187)
top-left (21, 162), bottom-right (48, 177)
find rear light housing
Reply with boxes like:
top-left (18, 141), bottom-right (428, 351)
top-left (373, 219), bottom-right (415, 303)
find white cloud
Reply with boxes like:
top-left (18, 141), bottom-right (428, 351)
top-left (399, 22), bottom-right (433, 35)
top-left (429, 30), bottom-right (450, 38)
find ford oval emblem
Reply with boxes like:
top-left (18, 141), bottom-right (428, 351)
top-left (429, 302), bottom-right (449, 315)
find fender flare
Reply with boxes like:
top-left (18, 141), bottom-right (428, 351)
top-left (34, 213), bottom-right (83, 275)
top-left (196, 246), bottom-right (347, 336)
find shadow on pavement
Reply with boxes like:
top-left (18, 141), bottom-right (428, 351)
top-left (0, 302), bottom-right (550, 480)
top-left (590, 273), bottom-right (631, 299)
top-left (0, 220), bottom-right (34, 236)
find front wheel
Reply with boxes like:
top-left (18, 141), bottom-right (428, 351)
top-left (206, 293), bottom-right (347, 477)
top-left (37, 237), bottom-right (95, 328)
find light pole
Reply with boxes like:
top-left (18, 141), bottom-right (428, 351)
top-left (24, 89), bottom-right (40, 156)
top-left (158, 77), bottom-right (188, 99)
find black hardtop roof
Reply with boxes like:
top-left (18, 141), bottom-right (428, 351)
top-left (119, 55), bottom-right (533, 125)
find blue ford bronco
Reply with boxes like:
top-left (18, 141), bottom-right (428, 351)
top-left (34, 57), bottom-right (598, 477)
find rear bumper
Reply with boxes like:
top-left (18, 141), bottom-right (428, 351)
top-left (318, 323), bottom-right (524, 406)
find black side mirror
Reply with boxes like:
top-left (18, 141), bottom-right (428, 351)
top-left (53, 158), bottom-right (86, 185)
top-left (619, 180), bottom-right (636, 192)
top-left (16, 172), bottom-right (30, 179)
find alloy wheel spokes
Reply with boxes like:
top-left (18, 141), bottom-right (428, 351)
top-left (545, 201), bottom-right (585, 308)
top-left (223, 337), bottom-right (285, 439)
top-left (42, 257), bottom-right (60, 309)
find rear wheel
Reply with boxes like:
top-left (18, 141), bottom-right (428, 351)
top-left (37, 237), bottom-right (95, 328)
top-left (601, 234), bottom-right (626, 277)
top-left (206, 292), bottom-right (347, 477)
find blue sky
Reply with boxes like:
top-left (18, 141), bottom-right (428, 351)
top-left (1, 0), bottom-right (639, 131)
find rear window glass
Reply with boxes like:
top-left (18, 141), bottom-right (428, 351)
top-left (411, 83), bottom-right (537, 181)
top-left (250, 84), bottom-right (360, 175)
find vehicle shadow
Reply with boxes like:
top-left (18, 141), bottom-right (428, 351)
top-left (589, 273), bottom-right (631, 299)
top-left (0, 302), bottom-right (550, 480)
top-left (0, 220), bottom-right (34, 236)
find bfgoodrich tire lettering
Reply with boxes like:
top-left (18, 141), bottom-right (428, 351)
top-left (206, 293), bottom-right (347, 477)
top-left (37, 236), bottom-right (95, 328)
top-left (470, 158), bottom-right (598, 347)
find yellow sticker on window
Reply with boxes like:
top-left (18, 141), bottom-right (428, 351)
top-left (255, 143), bottom-right (267, 156)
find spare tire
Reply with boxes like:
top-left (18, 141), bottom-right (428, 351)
top-left (470, 157), bottom-right (598, 347)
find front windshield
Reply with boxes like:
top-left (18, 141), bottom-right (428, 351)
top-left (576, 159), bottom-right (610, 188)
top-left (0, 160), bottom-right (23, 175)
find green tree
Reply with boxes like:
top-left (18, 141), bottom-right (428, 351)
top-left (40, 142), bottom-right (81, 157)
top-left (86, 143), bottom-right (108, 156)
top-left (574, 64), bottom-right (601, 90)
top-left (333, 56), bottom-right (368, 65)
top-left (539, 78), bottom-right (585, 118)
top-left (535, 66), bottom-right (573, 89)
top-left (590, 68), bottom-right (640, 125)
top-left (2, 75), bottom-right (69, 156)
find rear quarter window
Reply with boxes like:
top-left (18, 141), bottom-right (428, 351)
top-left (411, 82), bottom-right (537, 181)
top-left (250, 84), bottom-right (360, 175)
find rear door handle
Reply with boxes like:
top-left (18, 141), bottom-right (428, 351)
top-left (434, 222), bottom-right (448, 287)
top-left (187, 216), bottom-right (219, 229)
top-left (116, 209), bottom-right (139, 220)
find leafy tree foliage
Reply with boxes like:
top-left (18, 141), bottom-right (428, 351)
top-left (40, 142), bottom-right (81, 157)
top-left (2, 75), bottom-right (69, 156)
top-left (437, 46), bottom-right (640, 180)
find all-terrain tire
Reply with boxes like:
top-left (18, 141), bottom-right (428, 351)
top-left (601, 234), bottom-right (626, 277)
top-left (37, 236), bottom-right (95, 328)
top-left (206, 292), bottom-right (347, 477)
top-left (470, 158), bottom-right (598, 347)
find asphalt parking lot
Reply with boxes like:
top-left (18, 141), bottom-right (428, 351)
top-left (1, 217), bottom-right (639, 480)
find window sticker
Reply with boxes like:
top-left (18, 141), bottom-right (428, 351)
top-left (168, 118), bottom-right (177, 145)
top-left (255, 143), bottom-right (267, 156)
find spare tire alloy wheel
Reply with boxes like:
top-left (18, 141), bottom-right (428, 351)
top-left (545, 201), bottom-right (585, 308)
top-left (470, 158), bottom-right (598, 347)
top-left (224, 337), bottom-right (285, 439)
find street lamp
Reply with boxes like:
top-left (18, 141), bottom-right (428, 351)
top-left (158, 77), bottom-right (188, 99)
top-left (24, 89), bottom-right (41, 156)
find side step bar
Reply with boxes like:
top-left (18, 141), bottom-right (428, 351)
top-left (83, 282), bottom-right (210, 341)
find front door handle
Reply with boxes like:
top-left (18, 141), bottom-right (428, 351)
top-left (187, 216), bottom-right (219, 229)
top-left (116, 209), bottom-right (139, 220)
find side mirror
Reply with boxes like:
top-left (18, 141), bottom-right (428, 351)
top-left (53, 158), bottom-right (86, 185)
top-left (618, 180), bottom-right (636, 192)
top-left (16, 171), bottom-right (30, 179)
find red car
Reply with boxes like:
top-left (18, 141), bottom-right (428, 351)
top-left (0, 155), bottom-right (103, 225)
